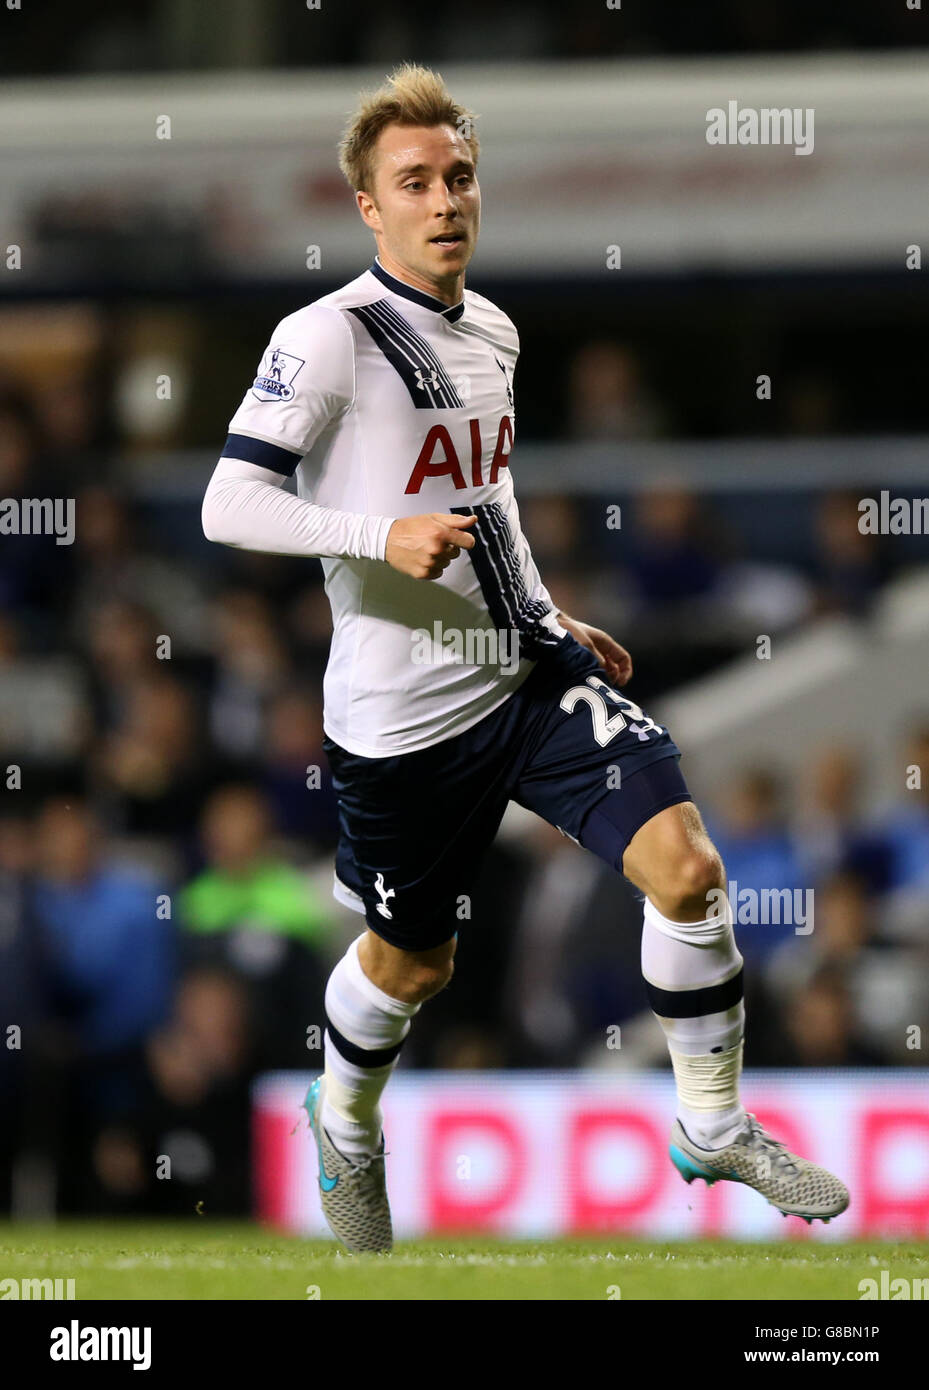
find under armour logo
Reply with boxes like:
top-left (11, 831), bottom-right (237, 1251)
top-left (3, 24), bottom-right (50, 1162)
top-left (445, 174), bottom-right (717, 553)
top-left (374, 873), bottom-right (396, 919)
top-left (628, 722), bottom-right (652, 742)
top-left (414, 368), bottom-right (439, 391)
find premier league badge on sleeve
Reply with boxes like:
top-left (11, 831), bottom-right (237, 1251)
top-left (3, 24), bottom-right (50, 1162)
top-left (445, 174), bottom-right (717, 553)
top-left (251, 347), bottom-right (306, 402)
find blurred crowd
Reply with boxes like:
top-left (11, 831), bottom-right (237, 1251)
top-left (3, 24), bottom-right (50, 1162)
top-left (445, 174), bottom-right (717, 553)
top-left (3, 0), bottom-right (923, 78)
top-left (0, 318), bottom-right (928, 1221)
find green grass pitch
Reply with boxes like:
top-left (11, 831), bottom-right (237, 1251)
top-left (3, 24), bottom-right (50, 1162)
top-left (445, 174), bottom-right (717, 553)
top-left (0, 1224), bottom-right (926, 1299)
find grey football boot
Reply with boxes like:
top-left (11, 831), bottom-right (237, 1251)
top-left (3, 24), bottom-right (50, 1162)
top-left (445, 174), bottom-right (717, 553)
top-left (670, 1111), bottom-right (850, 1224)
top-left (303, 1076), bottom-right (392, 1253)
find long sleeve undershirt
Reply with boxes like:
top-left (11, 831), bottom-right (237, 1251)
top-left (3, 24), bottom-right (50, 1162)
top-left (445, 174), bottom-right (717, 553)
top-left (201, 456), bottom-right (395, 562)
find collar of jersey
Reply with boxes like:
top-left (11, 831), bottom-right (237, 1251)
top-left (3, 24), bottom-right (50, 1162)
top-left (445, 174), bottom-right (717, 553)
top-left (370, 256), bottom-right (465, 323)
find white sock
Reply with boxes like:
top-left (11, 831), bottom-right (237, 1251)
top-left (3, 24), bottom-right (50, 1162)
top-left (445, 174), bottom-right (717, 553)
top-left (321, 935), bottom-right (421, 1160)
top-left (641, 895), bottom-right (747, 1149)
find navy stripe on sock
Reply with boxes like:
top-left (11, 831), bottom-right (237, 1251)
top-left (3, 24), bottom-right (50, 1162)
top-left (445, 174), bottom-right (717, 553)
top-left (645, 967), bottom-right (744, 1019)
top-left (325, 1019), bottom-right (406, 1069)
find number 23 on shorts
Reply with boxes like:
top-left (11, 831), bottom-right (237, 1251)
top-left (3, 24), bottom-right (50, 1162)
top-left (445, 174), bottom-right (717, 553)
top-left (560, 674), bottom-right (661, 748)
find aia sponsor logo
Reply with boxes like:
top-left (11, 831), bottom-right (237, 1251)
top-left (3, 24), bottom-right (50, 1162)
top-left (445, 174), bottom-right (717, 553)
top-left (405, 417), bottom-right (513, 494)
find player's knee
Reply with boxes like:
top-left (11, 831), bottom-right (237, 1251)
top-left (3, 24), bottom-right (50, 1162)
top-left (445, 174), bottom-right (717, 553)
top-left (660, 845), bottom-right (725, 921)
top-left (404, 955), bottom-right (455, 1003)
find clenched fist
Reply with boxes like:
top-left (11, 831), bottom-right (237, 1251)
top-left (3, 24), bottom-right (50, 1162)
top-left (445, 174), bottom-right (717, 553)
top-left (385, 512), bottom-right (477, 580)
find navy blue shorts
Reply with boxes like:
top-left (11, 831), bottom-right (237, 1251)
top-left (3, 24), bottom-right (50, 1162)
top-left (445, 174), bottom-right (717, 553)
top-left (324, 634), bottom-right (691, 950)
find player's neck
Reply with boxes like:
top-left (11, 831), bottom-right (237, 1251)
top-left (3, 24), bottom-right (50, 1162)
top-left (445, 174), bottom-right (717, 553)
top-left (374, 251), bottom-right (464, 309)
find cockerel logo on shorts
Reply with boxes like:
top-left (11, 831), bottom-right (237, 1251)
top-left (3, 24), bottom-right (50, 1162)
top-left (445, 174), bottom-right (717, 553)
top-left (374, 873), bottom-right (396, 919)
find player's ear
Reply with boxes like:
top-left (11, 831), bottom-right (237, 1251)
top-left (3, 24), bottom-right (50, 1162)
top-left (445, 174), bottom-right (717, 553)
top-left (357, 190), bottom-right (381, 232)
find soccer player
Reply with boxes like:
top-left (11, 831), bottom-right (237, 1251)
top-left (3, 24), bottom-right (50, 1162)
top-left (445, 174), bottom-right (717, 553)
top-left (202, 64), bottom-right (849, 1251)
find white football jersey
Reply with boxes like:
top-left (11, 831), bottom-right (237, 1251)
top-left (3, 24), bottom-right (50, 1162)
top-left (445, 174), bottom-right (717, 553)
top-left (225, 256), bottom-right (565, 757)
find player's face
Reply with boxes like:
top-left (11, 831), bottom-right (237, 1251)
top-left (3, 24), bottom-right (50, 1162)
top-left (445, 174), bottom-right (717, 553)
top-left (360, 123), bottom-right (480, 301)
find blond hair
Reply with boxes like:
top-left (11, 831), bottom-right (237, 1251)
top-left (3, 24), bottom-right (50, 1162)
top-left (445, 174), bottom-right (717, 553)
top-left (338, 62), bottom-right (480, 197)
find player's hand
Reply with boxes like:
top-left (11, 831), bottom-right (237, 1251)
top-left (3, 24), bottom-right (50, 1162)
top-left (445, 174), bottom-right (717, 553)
top-left (385, 513), bottom-right (477, 580)
top-left (558, 613), bottom-right (633, 686)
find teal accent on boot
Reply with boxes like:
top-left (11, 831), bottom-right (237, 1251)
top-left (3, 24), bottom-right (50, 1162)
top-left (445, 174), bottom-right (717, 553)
top-left (669, 1143), bottom-right (719, 1185)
